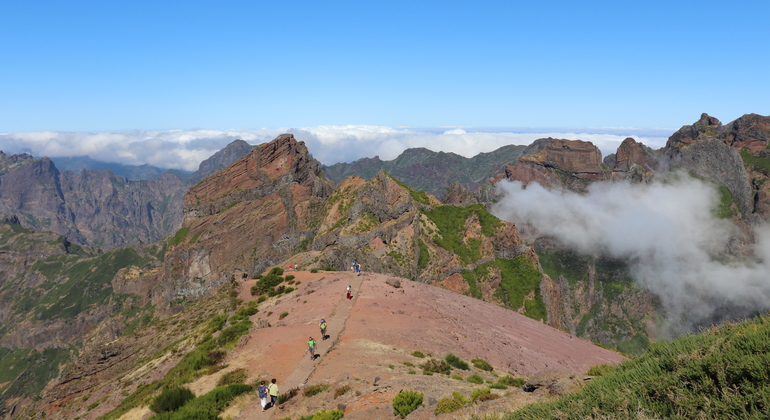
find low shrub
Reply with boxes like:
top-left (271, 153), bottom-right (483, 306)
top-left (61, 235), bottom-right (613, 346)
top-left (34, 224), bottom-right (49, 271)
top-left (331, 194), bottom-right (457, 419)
top-left (467, 374), bottom-right (484, 384)
top-left (587, 364), bottom-right (613, 376)
top-left (269, 267), bottom-right (284, 276)
top-left (285, 275), bottom-right (295, 281)
top-left (149, 387), bottom-right (195, 413)
top-left (393, 390), bottom-right (423, 418)
top-left (470, 388), bottom-right (490, 402)
top-left (283, 287), bottom-right (295, 294)
top-left (497, 375), bottom-right (526, 387)
top-left (257, 296), bottom-right (267, 303)
top-left (490, 383), bottom-right (507, 389)
top-left (420, 358), bottom-right (450, 375)
top-left (434, 397), bottom-right (463, 415)
top-left (310, 268), bottom-right (319, 273)
top-left (471, 357), bottom-right (493, 371)
top-left (333, 385), bottom-right (351, 399)
top-left (321, 266), bottom-right (336, 271)
top-left (304, 384), bottom-right (330, 397)
top-left (445, 353), bottom-right (470, 370)
top-left (451, 374), bottom-right (464, 380)
top-left (311, 409), bottom-right (345, 420)
top-left (402, 361), bottom-right (414, 367)
top-left (217, 368), bottom-right (247, 386)
top-left (411, 350), bottom-right (425, 358)
top-left (277, 387), bottom-right (300, 404)
top-left (279, 312), bottom-right (289, 320)
top-left (408, 370), bottom-right (416, 374)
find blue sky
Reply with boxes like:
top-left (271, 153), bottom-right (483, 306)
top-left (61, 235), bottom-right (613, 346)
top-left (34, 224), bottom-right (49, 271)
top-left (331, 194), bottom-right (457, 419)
top-left (0, 0), bottom-right (768, 167)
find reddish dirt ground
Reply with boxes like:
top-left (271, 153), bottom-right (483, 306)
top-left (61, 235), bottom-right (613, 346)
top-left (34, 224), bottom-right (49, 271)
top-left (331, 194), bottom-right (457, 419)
top-left (184, 269), bottom-right (625, 419)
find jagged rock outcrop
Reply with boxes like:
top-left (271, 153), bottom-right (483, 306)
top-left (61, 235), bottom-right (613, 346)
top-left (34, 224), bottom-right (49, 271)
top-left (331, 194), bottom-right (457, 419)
top-left (442, 181), bottom-right (478, 205)
top-left (662, 113), bottom-right (757, 222)
top-left (608, 137), bottom-right (659, 182)
top-left (157, 134), bottom-right (336, 307)
top-left (187, 139), bottom-right (254, 185)
top-left (503, 138), bottom-right (609, 192)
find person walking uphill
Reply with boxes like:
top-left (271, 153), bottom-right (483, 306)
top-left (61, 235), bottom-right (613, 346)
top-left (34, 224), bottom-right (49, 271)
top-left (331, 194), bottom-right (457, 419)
top-left (346, 285), bottom-right (352, 300)
top-left (267, 378), bottom-right (279, 409)
top-left (308, 336), bottom-right (317, 359)
top-left (320, 319), bottom-right (327, 340)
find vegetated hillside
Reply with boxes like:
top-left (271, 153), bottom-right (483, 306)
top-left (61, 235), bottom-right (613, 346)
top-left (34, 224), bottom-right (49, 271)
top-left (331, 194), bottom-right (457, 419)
top-left (0, 139), bottom-right (253, 249)
top-left (322, 144), bottom-right (528, 198)
top-left (0, 217), bottom-right (163, 415)
top-left (26, 270), bottom-right (625, 420)
top-left (504, 313), bottom-right (770, 420)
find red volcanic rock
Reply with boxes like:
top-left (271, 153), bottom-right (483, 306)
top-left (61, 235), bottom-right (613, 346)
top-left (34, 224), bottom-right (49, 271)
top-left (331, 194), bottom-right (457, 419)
top-left (609, 137), bottom-right (659, 182)
top-left (505, 138), bottom-right (608, 191)
top-left (722, 113), bottom-right (770, 152)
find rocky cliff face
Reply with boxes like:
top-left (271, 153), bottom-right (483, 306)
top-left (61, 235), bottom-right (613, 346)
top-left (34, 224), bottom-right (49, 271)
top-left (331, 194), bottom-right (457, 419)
top-left (503, 138), bottom-right (609, 192)
top-left (0, 139), bottom-right (255, 250)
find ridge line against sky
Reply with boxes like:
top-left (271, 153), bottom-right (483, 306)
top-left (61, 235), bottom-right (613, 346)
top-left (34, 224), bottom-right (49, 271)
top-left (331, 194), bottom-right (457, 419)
top-left (0, 125), bottom-right (674, 171)
top-left (1, 0), bottom-right (768, 135)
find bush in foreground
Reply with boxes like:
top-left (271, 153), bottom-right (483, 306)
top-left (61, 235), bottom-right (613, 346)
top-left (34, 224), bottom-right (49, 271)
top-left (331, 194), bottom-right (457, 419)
top-left (149, 387), bottom-right (195, 413)
top-left (393, 390), bottom-right (423, 418)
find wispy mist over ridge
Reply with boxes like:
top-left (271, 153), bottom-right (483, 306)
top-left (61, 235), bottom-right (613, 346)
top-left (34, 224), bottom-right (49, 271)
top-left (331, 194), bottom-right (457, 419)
top-left (0, 126), bottom-right (671, 171)
top-left (492, 177), bottom-right (770, 336)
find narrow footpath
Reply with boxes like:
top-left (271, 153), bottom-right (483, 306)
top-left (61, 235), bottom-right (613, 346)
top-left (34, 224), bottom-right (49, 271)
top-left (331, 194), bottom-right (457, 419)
top-left (235, 272), bottom-right (364, 419)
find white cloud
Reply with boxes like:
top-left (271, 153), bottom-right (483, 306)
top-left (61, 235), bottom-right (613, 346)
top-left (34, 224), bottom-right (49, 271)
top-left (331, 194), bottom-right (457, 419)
top-left (0, 126), bottom-right (671, 172)
top-left (491, 177), bottom-right (770, 335)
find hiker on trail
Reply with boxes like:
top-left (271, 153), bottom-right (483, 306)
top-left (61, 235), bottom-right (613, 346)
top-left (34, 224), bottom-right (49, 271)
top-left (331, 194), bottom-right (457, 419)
top-left (355, 263), bottom-right (360, 274)
top-left (346, 285), bottom-right (352, 300)
top-left (258, 380), bottom-right (268, 411)
top-left (320, 319), bottom-right (327, 340)
top-left (351, 261), bottom-right (356, 271)
top-left (268, 378), bottom-right (279, 408)
top-left (308, 336), bottom-right (317, 359)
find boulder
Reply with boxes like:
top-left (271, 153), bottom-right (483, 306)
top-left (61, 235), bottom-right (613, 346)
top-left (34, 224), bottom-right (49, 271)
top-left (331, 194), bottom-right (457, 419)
top-left (523, 369), bottom-right (584, 396)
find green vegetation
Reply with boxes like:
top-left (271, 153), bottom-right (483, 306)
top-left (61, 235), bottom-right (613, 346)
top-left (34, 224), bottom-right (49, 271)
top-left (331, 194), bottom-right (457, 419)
top-left (466, 374), bottom-right (484, 384)
top-left (148, 384), bottom-right (252, 420)
top-left (333, 385), bottom-right (351, 399)
top-left (505, 314), bottom-right (770, 419)
top-left (472, 357), bottom-right (493, 371)
top-left (222, 201), bottom-right (240, 212)
top-left (740, 147), bottom-right (770, 172)
top-left (99, 304), bottom-right (253, 420)
top-left (168, 226), bottom-right (190, 247)
top-left (420, 358), bottom-right (450, 375)
top-left (217, 368), bottom-right (248, 386)
top-left (497, 256), bottom-right (546, 321)
top-left (149, 387), bottom-right (195, 413)
top-left (386, 172), bottom-right (432, 205)
top-left (304, 383), bottom-right (330, 397)
top-left (411, 350), bottom-right (425, 358)
top-left (423, 204), bottom-right (503, 264)
top-left (250, 268), bottom-right (293, 297)
top-left (715, 184), bottom-right (738, 218)
top-left (279, 311), bottom-right (289, 320)
top-left (445, 353), bottom-right (470, 370)
top-left (416, 238), bottom-right (430, 270)
top-left (434, 393), bottom-right (465, 415)
top-left (586, 364), bottom-right (614, 376)
top-left (497, 375), bottom-right (526, 388)
top-left (33, 247), bottom-right (151, 320)
top-left (306, 409), bottom-right (345, 420)
top-left (393, 390), bottom-right (424, 418)
top-left (0, 346), bottom-right (72, 397)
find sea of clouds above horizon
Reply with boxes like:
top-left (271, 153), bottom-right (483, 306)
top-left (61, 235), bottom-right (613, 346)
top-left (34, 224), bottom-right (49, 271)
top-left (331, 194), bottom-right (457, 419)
top-left (0, 125), bottom-right (673, 172)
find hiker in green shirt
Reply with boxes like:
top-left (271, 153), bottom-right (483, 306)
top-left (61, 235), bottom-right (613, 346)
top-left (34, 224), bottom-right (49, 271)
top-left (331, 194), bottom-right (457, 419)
top-left (308, 336), bottom-right (317, 360)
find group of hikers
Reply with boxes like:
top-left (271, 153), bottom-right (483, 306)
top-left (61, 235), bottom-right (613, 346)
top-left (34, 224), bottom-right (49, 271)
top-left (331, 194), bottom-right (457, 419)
top-left (257, 378), bottom-right (279, 412)
top-left (253, 271), bottom-right (356, 413)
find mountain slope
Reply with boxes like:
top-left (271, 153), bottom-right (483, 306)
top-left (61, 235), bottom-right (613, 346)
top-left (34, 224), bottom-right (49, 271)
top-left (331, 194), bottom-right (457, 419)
top-left (322, 145), bottom-right (528, 198)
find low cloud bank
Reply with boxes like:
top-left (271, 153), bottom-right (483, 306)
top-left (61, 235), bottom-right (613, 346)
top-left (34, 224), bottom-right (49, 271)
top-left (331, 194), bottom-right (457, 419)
top-left (0, 126), bottom-right (670, 171)
top-left (492, 177), bottom-right (770, 335)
